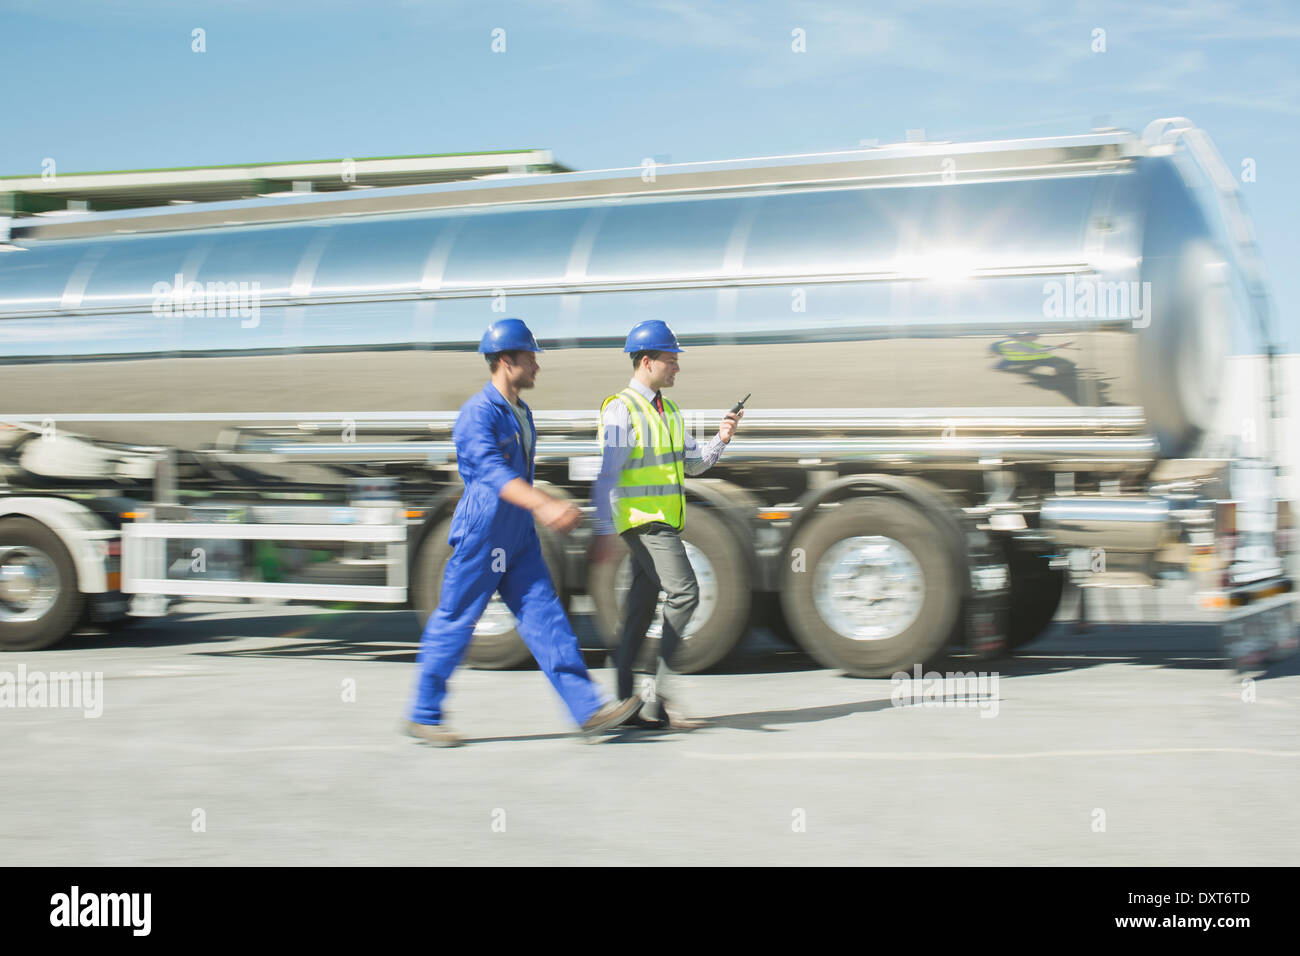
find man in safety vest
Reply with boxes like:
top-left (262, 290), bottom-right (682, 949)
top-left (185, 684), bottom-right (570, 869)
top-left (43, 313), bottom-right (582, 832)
top-left (406, 318), bottom-right (642, 746)
top-left (588, 320), bottom-right (743, 730)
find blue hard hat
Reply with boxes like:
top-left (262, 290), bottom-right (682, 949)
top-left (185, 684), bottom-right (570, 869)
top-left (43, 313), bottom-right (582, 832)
top-left (623, 319), bottom-right (683, 353)
top-left (478, 317), bottom-right (542, 354)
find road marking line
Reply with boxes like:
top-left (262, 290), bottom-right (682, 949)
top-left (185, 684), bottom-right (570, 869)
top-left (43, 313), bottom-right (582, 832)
top-left (683, 746), bottom-right (1300, 761)
top-left (234, 745), bottom-right (402, 753)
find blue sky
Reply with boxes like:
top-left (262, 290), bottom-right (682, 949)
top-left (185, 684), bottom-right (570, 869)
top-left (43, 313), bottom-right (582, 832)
top-left (4, 0), bottom-right (1298, 349)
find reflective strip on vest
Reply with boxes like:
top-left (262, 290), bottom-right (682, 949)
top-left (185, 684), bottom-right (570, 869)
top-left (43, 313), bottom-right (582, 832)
top-left (613, 484), bottom-right (684, 498)
top-left (627, 450), bottom-right (680, 467)
top-left (600, 388), bottom-right (686, 533)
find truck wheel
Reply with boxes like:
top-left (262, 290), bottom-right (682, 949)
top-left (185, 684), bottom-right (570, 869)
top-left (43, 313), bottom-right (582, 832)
top-left (411, 518), bottom-right (567, 670)
top-left (0, 517), bottom-right (85, 651)
top-left (1003, 541), bottom-right (1065, 650)
top-left (782, 497), bottom-right (960, 677)
top-left (588, 504), bottom-right (750, 673)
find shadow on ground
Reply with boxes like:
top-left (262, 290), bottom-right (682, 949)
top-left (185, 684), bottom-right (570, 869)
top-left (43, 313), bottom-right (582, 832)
top-left (60, 606), bottom-right (1298, 681)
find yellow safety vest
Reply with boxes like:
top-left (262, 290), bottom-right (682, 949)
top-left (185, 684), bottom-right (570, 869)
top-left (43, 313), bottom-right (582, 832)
top-left (601, 387), bottom-right (686, 533)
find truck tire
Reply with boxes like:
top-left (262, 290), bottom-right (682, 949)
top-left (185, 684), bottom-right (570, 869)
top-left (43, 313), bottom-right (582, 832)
top-left (411, 517), bottom-right (567, 670)
top-left (1003, 540), bottom-right (1065, 650)
top-left (587, 504), bottom-right (750, 673)
top-left (0, 516), bottom-right (85, 652)
top-left (782, 497), bottom-right (960, 677)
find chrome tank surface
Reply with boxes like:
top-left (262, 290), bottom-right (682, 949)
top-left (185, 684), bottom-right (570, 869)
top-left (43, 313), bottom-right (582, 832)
top-left (0, 128), bottom-right (1254, 484)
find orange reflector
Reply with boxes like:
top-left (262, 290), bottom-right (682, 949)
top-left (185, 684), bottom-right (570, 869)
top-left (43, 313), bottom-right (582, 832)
top-left (120, 512), bottom-right (140, 520)
top-left (758, 511), bottom-right (792, 520)
top-left (1202, 581), bottom-right (1291, 611)
top-left (106, 572), bottom-right (121, 591)
top-left (405, 510), bottom-right (424, 519)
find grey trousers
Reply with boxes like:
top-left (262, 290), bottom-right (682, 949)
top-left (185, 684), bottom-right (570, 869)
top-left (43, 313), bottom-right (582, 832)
top-left (615, 523), bottom-right (699, 699)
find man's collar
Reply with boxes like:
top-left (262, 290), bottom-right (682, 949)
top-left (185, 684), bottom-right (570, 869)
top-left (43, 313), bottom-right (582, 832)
top-left (627, 378), bottom-right (657, 401)
top-left (487, 381), bottom-right (527, 409)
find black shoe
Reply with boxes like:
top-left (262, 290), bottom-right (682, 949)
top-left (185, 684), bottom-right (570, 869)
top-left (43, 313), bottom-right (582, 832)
top-left (624, 712), bottom-right (668, 730)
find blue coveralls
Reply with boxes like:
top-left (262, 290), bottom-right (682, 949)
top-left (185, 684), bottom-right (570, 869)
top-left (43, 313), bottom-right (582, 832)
top-left (409, 382), bottom-right (609, 727)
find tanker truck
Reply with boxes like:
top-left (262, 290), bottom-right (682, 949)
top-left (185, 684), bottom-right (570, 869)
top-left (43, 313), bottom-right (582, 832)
top-left (1, 116), bottom-right (1294, 675)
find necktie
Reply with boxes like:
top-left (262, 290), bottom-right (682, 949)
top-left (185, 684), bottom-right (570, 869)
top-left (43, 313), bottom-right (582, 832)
top-left (653, 392), bottom-right (665, 417)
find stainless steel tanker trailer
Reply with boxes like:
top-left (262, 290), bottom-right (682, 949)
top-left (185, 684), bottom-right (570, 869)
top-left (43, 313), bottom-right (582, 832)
top-left (1, 117), bottom-right (1294, 674)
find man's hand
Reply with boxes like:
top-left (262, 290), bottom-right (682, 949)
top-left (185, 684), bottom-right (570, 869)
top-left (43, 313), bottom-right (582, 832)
top-left (719, 408), bottom-right (744, 443)
top-left (500, 478), bottom-right (582, 533)
top-left (534, 496), bottom-right (582, 534)
top-left (587, 533), bottom-right (619, 564)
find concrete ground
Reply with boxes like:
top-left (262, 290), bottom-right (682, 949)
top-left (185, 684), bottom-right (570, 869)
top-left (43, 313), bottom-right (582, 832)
top-left (2, 594), bottom-right (1298, 866)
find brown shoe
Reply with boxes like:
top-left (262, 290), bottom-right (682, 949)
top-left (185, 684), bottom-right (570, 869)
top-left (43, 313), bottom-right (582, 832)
top-left (405, 721), bottom-right (463, 747)
top-left (661, 698), bottom-right (705, 732)
top-left (580, 696), bottom-right (642, 736)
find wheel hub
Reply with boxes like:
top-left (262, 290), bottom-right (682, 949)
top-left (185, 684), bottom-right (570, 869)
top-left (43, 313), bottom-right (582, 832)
top-left (812, 535), bottom-right (924, 641)
top-left (474, 597), bottom-right (517, 638)
top-left (0, 546), bottom-right (61, 623)
top-left (614, 541), bottom-right (716, 641)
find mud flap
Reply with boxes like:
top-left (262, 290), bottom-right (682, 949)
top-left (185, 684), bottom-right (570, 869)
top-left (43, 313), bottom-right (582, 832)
top-left (1222, 589), bottom-right (1298, 670)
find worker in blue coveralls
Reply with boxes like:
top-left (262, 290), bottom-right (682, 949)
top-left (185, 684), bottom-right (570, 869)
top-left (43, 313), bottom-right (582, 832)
top-left (406, 318), bottom-right (642, 746)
